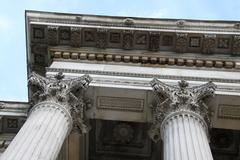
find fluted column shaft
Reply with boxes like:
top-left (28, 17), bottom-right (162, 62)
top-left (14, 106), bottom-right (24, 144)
top-left (0, 101), bottom-right (72, 160)
top-left (162, 111), bottom-right (213, 160)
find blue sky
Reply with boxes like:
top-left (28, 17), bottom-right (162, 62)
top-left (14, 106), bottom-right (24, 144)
top-left (0, 0), bottom-right (240, 102)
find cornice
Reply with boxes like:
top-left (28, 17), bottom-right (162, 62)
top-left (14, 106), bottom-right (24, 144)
top-left (26, 11), bottom-right (240, 35)
top-left (26, 11), bottom-right (240, 76)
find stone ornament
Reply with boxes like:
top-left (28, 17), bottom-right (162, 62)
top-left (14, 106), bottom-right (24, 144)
top-left (47, 26), bottom-right (58, 45)
top-left (149, 78), bottom-right (216, 142)
top-left (233, 35), bottom-right (240, 55)
top-left (149, 32), bottom-right (160, 51)
top-left (203, 34), bottom-right (216, 54)
top-left (96, 29), bottom-right (108, 48)
top-left (122, 30), bottom-right (134, 49)
top-left (28, 72), bottom-right (92, 134)
top-left (175, 33), bottom-right (188, 53)
top-left (113, 123), bottom-right (134, 144)
top-left (176, 20), bottom-right (186, 27)
top-left (70, 27), bottom-right (81, 47)
top-left (0, 102), bottom-right (5, 109)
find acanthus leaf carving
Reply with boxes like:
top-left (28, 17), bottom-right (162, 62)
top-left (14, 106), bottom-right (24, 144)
top-left (28, 72), bottom-right (92, 134)
top-left (149, 78), bottom-right (216, 142)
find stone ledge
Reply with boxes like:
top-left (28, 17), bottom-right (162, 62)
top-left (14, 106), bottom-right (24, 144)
top-left (52, 51), bottom-right (237, 69)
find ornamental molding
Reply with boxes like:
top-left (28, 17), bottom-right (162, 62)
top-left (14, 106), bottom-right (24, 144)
top-left (50, 50), bottom-right (238, 69)
top-left (28, 72), bottom-right (92, 134)
top-left (46, 67), bottom-right (240, 84)
top-left (148, 79), bottom-right (216, 142)
top-left (27, 12), bottom-right (240, 35)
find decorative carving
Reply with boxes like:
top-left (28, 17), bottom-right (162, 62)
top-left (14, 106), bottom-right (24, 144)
top-left (70, 27), bottom-right (81, 47)
top-left (135, 33), bottom-right (147, 45)
top-left (7, 118), bottom-right (18, 128)
top-left (234, 23), bottom-right (240, 29)
top-left (149, 32), bottom-right (160, 51)
top-left (31, 44), bottom-right (47, 55)
top-left (218, 104), bottom-right (240, 119)
top-left (218, 38), bottom-right (230, 49)
top-left (189, 37), bottom-right (201, 47)
top-left (162, 35), bottom-right (173, 46)
top-left (113, 123), bottom-right (134, 143)
top-left (59, 28), bottom-right (70, 41)
top-left (33, 27), bottom-right (45, 39)
top-left (176, 20), bottom-right (186, 27)
top-left (176, 33), bottom-right (188, 53)
top-left (110, 32), bottom-right (121, 43)
top-left (91, 120), bottom-right (151, 159)
top-left (122, 30), bottom-right (133, 49)
top-left (0, 102), bottom-right (5, 109)
top-left (149, 79), bottom-right (216, 142)
top-left (123, 18), bottom-right (134, 26)
top-left (232, 35), bottom-right (240, 55)
top-left (97, 96), bottom-right (144, 112)
top-left (203, 34), bottom-right (216, 54)
top-left (96, 29), bottom-right (108, 48)
top-left (47, 26), bottom-right (58, 45)
top-left (84, 30), bottom-right (95, 42)
top-left (28, 72), bottom-right (92, 134)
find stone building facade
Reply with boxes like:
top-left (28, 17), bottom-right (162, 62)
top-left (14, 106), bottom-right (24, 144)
top-left (0, 11), bottom-right (240, 160)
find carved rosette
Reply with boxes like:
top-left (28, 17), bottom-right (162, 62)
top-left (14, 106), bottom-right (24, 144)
top-left (232, 35), bottom-right (240, 55)
top-left (122, 30), bottom-right (133, 49)
top-left (96, 29), bottom-right (108, 49)
top-left (149, 78), bottom-right (216, 142)
top-left (203, 34), bottom-right (216, 54)
top-left (47, 26), bottom-right (58, 45)
top-left (175, 33), bottom-right (188, 53)
top-left (149, 32), bottom-right (160, 51)
top-left (70, 27), bottom-right (81, 47)
top-left (28, 72), bottom-right (92, 134)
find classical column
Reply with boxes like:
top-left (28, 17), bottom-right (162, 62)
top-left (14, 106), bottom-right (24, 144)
top-left (0, 72), bottom-right (92, 160)
top-left (149, 79), bottom-right (216, 160)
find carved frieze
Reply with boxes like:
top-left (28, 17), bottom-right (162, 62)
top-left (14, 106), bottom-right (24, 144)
top-left (203, 34), bottom-right (216, 54)
top-left (149, 32), bottom-right (160, 51)
top-left (149, 79), bottom-right (216, 142)
top-left (122, 30), bottom-right (133, 49)
top-left (28, 72), bottom-right (92, 134)
top-left (84, 30), bottom-right (95, 42)
top-left (96, 29), bottom-right (108, 48)
top-left (70, 27), bottom-right (81, 47)
top-left (218, 105), bottom-right (240, 119)
top-left (97, 96), bottom-right (144, 112)
top-left (47, 26), bottom-right (58, 45)
top-left (175, 33), bottom-right (188, 53)
top-left (135, 33), bottom-right (147, 45)
top-left (232, 35), bottom-right (240, 55)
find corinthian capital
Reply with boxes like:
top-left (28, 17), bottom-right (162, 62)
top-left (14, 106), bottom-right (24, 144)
top-left (149, 78), bottom-right (216, 142)
top-left (28, 72), bottom-right (92, 134)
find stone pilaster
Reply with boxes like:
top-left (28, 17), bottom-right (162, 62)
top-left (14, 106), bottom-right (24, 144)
top-left (1, 72), bottom-right (92, 160)
top-left (149, 79), bottom-right (216, 160)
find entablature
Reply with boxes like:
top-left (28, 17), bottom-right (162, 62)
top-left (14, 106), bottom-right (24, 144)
top-left (26, 11), bottom-right (240, 75)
